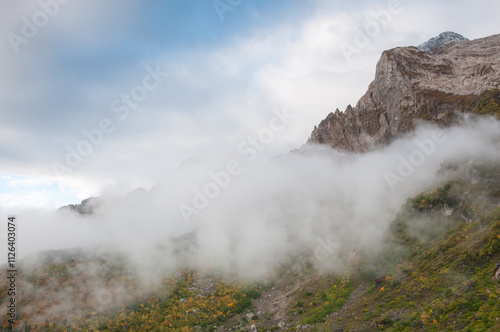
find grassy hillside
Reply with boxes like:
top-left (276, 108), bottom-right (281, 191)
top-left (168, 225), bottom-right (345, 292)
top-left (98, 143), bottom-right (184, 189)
top-left (340, 162), bottom-right (500, 331)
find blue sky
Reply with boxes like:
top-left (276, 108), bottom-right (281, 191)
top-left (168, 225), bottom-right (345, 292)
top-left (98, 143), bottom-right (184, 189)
top-left (0, 0), bottom-right (499, 210)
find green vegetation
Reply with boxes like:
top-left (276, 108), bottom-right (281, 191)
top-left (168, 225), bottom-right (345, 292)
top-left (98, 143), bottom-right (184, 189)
top-left (53, 272), bottom-right (259, 332)
top-left (472, 89), bottom-right (500, 117)
top-left (301, 280), bottom-right (352, 325)
top-left (354, 162), bottom-right (500, 331)
top-left (80, 272), bottom-right (259, 331)
top-left (409, 182), bottom-right (457, 212)
top-left (1, 266), bottom-right (260, 332)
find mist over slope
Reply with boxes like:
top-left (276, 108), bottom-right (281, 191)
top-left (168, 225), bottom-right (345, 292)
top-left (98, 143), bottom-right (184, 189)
top-left (2, 117), bottom-right (499, 331)
top-left (12, 117), bottom-right (500, 282)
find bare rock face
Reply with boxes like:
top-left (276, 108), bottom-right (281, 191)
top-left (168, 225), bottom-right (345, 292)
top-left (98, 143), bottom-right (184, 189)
top-left (308, 33), bottom-right (500, 152)
top-left (417, 31), bottom-right (469, 53)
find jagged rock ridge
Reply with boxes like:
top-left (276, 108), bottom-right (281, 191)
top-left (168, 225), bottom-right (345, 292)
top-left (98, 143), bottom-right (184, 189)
top-left (58, 197), bottom-right (99, 215)
top-left (308, 33), bottom-right (500, 152)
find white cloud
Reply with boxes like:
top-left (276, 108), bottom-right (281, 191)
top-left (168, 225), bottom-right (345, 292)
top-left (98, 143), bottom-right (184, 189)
top-left (1, 0), bottom-right (499, 208)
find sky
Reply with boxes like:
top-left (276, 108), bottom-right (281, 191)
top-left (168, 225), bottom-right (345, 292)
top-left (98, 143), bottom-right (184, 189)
top-left (0, 0), bottom-right (499, 211)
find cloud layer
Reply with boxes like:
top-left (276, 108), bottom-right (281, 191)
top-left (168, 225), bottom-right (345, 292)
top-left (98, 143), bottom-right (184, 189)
top-left (1, 0), bottom-right (499, 207)
top-left (8, 118), bottom-right (500, 281)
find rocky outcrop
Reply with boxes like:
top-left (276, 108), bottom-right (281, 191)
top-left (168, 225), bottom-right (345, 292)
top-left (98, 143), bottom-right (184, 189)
top-left (58, 188), bottom-right (148, 215)
top-left (58, 197), bottom-right (99, 215)
top-left (308, 33), bottom-right (500, 152)
top-left (417, 31), bottom-right (469, 53)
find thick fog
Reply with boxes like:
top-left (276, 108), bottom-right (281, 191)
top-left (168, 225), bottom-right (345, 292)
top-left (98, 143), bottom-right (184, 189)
top-left (5, 117), bottom-right (500, 281)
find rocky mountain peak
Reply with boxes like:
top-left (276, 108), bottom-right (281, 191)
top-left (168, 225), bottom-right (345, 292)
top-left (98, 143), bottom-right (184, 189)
top-left (417, 31), bottom-right (469, 53)
top-left (307, 33), bottom-right (500, 152)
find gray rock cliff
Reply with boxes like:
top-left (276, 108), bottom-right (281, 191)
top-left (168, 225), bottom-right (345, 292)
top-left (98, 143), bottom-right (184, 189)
top-left (308, 33), bottom-right (500, 152)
